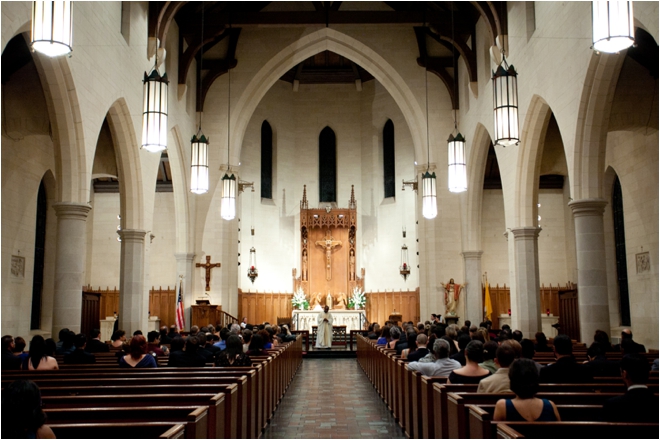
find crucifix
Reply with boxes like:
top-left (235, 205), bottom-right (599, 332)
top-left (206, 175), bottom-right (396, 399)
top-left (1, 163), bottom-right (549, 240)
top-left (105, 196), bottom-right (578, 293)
top-left (196, 256), bottom-right (221, 291)
top-left (315, 230), bottom-right (342, 281)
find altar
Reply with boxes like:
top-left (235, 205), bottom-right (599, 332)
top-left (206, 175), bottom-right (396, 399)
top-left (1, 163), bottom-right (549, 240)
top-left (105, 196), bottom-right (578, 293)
top-left (292, 309), bottom-right (366, 332)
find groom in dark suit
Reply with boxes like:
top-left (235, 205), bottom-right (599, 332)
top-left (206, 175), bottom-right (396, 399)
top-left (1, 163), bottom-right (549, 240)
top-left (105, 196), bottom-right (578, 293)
top-left (603, 354), bottom-right (657, 423)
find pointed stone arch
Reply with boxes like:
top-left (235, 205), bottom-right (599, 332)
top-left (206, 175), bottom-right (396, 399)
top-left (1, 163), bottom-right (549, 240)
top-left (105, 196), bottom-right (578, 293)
top-left (169, 125), bottom-right (193, 253)
top-left (231, 28), bottom-right (427, 166)
top-left (462, 123), bottom-right (493, 250)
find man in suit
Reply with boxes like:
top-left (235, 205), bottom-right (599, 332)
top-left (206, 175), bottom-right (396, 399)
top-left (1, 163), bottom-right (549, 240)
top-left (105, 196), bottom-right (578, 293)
top-left (613, 329), bottom-right (646, 353)
top-left (167, 324), bottom-right (180, 341)
top-left (408, 338), bottom-right (461, 377)
top-left (159, 326), bottom-right (172, 344)
top-left (168, 336), bottom-right (206, 367)
top-left (477, 344), bottom-right (517, 393)
top-left (603, 354), bottom-right (658, 422)
top-left (1, 335), bottom-right (21, 370)
top-left (539, 334), bottom-right (593, 383)
top-left (64, 333), bottom-right (96, 364)
top-left (86, 329), bottom-right (109, 353)
top-left (407, 333), bottom-right (430, 362)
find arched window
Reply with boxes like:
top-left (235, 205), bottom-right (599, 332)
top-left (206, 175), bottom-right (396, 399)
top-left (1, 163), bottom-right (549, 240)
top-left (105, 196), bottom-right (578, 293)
top-left (612, 176), bottom-right (631, 326)
top-left (383, 119), bottom-right (395, 198)
top-left (31, 180), bottom-right (47, 329)
top-left (319, 126), bottom-right (336, 203)
top-left (261, 121), bottom-right (273, 199)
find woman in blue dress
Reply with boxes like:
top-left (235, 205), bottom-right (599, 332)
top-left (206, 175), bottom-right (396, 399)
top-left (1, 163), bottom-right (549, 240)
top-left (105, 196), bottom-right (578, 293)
top-left (119, 334), bottom-right (157, 368)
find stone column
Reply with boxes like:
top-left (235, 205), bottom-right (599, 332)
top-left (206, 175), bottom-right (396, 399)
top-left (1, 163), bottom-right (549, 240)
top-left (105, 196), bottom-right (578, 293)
top-left (52, 202), bottom-right (92, 335)
top-left (510, 227), bottom-right (542, 337)
top-left (175, 252), bottom-right (195, 329)
top-left (569, 199), bottom-right (610, 342)
top-left (462, 251), bottom-right (483, 325)
top-left (119, 229), bottom-right (147, 335)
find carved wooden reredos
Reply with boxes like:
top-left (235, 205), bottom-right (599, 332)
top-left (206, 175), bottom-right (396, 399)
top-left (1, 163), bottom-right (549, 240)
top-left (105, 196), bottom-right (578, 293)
top-left (294, 185), bottom-right (364, 303)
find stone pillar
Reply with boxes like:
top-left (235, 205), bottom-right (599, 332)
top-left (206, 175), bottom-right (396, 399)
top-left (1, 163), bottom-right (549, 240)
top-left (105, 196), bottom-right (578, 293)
top-left (52, 202), bottom-right (92, 335)
top-left (175, 252), bottom-right (195, 330)
top-left (462, 251), bottom-right (483, 325)
top-left (510, 227), bottom-right (542, 337)
top-left (119, 229), bottom-right (147, 335)
top-left (569, 199), bottom-right (609, 342)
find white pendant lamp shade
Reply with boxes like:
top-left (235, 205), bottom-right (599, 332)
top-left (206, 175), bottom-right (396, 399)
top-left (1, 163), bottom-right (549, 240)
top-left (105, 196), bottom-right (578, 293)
top-left (422, 171), bottom-right (438, 219)
top-left (592, 1), bottom-right (634, 53)
top-left (190, 132), bottom-right (209, 194)
top-left (142, 68), bottom-right (169, 152)
top-left (31, 1), bottom-right (73, 57)
top-left (221, 173), bottom-right (236, 220)
top-left (447, 133), bottom-right (467, 193)
top-left (492, 63), bottom-right (519, 147)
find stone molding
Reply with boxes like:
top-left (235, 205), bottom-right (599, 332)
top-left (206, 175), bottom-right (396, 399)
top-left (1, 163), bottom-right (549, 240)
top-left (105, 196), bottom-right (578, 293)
top-left (510, 226), bottom-right (541, 239)
top-left (118, 229), bottom-right (147, 242)
top-left (52, 202), bottom-right (92, 220)
top-left (461, 250), bottom-right (483, 260)
top-left (568, 198), bottom-right (608, 217)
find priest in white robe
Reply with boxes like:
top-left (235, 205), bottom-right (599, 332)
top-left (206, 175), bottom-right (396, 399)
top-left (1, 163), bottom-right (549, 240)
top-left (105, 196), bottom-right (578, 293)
top-left (316, 305), bottom-right (333, 349)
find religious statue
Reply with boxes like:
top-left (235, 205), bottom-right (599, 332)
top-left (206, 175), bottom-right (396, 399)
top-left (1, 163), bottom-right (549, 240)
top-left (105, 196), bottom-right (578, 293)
top-left (441, 278), bottom-right (466, 316)
top-left (302, 250), bottom-right (308, 281)
top-left (326, 292), bottom-right (333, 309)
top-left (315, 230), bottom-right (342, 281)
top-left (349, 249), bottom-right (356, 281)
top-left (334, 292), bottom-right (347, 310)
top-left (310, 292), bottom-right (324, 310)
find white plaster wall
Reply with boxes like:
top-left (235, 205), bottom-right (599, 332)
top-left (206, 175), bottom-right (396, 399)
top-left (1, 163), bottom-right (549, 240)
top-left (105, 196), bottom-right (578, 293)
top-left (149, 193), bottom-right (178, 289)
top-left (537, 189), bottom-right (569, 284)
top-left (88, 193), bottom-right (121, 289)
top-left (481, 190), bottom-right (508, 286)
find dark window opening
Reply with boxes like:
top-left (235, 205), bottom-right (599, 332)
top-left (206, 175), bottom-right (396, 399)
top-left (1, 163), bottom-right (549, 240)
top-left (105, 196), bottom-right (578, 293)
top-left (319, 126), bottom-right (337, 203)
top-left (612, 176), bottom-right (631, 326)
top-left (31, 180), bottom-right (47, 329)
top-left (383, 119), bottom-right (395, 198)
top-left (261, 121), bottom-right (273, 199)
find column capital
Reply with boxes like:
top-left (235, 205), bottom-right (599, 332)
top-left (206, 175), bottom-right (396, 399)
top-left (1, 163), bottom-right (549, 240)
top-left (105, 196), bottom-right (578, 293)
top-left (174, 252), bottom-right (196, 262)
top-left (119, 229), bottom-right (147, 242)
top-left (568, 198), bottom-right (608, 217)
top-left (53, 202), bottom-right (92, 219)
top-left (461, 250), bottom-right (483, 260)
top-left (510, 226), bottom-right (541, 239)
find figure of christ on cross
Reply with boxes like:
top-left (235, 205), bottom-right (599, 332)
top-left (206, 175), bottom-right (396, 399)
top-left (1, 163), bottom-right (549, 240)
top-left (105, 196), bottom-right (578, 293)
top-left (315, 230), bottom-right (342, 281)
top-left (196, 255), bottom-right (221, 291)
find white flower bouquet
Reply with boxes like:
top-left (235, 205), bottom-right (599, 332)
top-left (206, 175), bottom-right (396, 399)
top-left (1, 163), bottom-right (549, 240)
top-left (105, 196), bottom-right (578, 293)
top-left (291, 287), bottom-right (309, 310)
top-left (348, 287), bottom-right (366, 310)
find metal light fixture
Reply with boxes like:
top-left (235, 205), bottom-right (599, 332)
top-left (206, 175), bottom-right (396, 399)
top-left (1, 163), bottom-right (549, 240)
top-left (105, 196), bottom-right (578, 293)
top-left (592, 1), bottom-right (634, 53)
top-left (247, 247), bottom-right (258, 283)
top-left (190, 5), bottom-right (208, 194)
top-left (400, 244), bottom-right (410, 281)
top-left (422, 28), bottom-right (437, 220)
top-left (492, 55), bottom-right (519, 147)
top-left (31, 1), bottom-right (73, 57)
top-left (447, 8), bottom-right (467, 193)
top-left (141, 53), bottom-right (169, 153)
top-left (221, 38), bottom-right (236, 221)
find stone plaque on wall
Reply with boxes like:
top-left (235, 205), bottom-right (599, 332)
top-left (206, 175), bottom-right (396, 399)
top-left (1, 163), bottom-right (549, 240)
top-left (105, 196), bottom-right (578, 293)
top-left (636, 252), bottom-right (651, 274)
top-left (11, 255), bottom-right (25, 279)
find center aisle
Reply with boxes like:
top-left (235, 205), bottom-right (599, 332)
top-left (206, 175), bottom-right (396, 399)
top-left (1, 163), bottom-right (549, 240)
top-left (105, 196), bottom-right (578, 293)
top-left (262, 358), bottom-right (405, 439)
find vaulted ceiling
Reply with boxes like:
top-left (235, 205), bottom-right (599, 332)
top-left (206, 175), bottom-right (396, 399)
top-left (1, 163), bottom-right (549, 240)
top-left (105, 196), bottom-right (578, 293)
top-left (150, 1), bottom-right (508, 111)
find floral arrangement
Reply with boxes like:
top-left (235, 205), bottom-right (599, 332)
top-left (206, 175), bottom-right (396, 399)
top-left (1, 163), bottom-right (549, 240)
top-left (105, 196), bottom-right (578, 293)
top-left (348, 287), bottom-right (366, 310)
top-left (291, 287), bottom-right (309, 310)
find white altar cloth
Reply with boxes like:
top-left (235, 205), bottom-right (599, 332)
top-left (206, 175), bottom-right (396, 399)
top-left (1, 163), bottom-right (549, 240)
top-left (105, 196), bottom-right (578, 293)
top-left (292, 309), bottom-right (366, 332)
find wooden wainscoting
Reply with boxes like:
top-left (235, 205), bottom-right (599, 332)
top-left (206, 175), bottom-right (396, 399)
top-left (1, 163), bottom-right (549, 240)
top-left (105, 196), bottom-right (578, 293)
top-left (365, 289), bottom-right (420, 326)
top-left (238, 290), bottom-right (294, 325)
top-left (484, 283), bottom-right (574, 329)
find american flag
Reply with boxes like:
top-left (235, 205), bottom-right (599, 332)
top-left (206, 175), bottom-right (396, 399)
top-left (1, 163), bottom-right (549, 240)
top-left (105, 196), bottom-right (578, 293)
top-left (176, 280), bottom-right (185, 331)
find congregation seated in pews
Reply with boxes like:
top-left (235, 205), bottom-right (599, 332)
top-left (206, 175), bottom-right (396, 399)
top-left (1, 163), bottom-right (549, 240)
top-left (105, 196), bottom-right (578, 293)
top-left (356, 317), bottom-right (659, 439)
top-left (2, 320), bottom-right (303, 439)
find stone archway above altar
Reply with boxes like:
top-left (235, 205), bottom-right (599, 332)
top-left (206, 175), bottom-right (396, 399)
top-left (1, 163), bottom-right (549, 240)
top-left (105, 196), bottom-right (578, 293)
top-left (292, 309), bottom-right (366, 332)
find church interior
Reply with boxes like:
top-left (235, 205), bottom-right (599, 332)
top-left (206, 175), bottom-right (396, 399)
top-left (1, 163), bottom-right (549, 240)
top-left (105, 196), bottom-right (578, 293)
top-left (2, 1), bottom-right (658, 351)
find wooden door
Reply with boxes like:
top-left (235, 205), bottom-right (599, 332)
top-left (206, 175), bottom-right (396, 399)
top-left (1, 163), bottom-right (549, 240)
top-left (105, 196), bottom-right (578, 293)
top-left (558, 289), bottom-right (580, 341)
top-left (81, 292), bottom-right (101, 336)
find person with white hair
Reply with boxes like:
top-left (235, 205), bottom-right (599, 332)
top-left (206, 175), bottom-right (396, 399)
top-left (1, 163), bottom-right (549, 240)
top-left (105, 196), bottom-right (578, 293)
top-left (407, 339), bottom-right (460, 377)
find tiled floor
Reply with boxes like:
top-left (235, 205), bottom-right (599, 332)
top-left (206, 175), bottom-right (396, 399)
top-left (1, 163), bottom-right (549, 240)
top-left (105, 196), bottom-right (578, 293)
top-left (262, 358), bottom-right (405, 439)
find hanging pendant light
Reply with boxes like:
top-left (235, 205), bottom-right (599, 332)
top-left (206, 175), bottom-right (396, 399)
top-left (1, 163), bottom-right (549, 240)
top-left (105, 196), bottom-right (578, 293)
top-left (247, 247), bottom-right (258, 283)
top-left (492, 55), bottom-right (519, 147)
top-left (592, 1), bottom-right (634, 53)
top-left (446, 8), bottom-right (467, 194)
top-left (422, 25), bottom-right (437, 220)
top-left (31, 1), bottom-right (73, 57)
top-left (190, 4), bottom-right (208, 194)
top-left (400, 244), bottom-right (410, 281)
top-left (447, 132), bottom-right (467, 192)
top-left (221, 38), bottom-right (236, 220)
top-left (141, 60), bottom-right (169, 153)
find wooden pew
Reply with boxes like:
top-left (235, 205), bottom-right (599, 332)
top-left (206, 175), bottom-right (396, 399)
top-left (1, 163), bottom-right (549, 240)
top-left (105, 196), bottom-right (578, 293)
top-left (496, 421), bottom-right (659, 439)
top-left (44, 406), bottom-right (208, 439)
top-left (40, 393), bottom-right (225, 439)
top-left (50, 422), bottom-right (186, 439)
top-left (420, 376), bottom-right (449, 439)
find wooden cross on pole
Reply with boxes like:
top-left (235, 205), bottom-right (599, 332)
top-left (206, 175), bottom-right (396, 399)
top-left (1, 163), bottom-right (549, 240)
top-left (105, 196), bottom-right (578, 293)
top-left (196, 255), bottom-right (221, 291)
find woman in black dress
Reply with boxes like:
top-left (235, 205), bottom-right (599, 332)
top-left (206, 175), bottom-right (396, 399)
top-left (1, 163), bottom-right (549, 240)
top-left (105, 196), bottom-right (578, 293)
top-left (216, 335), bottom-right (252, 366)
